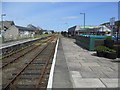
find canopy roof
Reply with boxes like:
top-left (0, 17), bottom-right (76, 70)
top-left (80, 27), bottom-right (94, 29)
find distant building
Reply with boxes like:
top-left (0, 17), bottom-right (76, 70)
top-left (68, 25), bottom-right (111, 36)
top-left (68, 26), bottom-right (78, 36)
top-left (42, 30), bottom-right (47, 34)
top-left (0, 21), bottom-right (36, 40)
top-left (34, 26), bottom-right (43, 35)
top-left (4, 25), bottom-right (35, 40)
top-left (102, 20), bottom-right (120, 35)
top-left (48, 30), bottom-right (54, 34)
top-left (27, 24), bottom-right (37, 30)
top-left (42, 30), bottom-right (54, 34)
top-left (68, 25), bottom-right (99, 36)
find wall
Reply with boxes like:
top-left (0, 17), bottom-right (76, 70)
top-left (4, 26), bottom-right (19, 40)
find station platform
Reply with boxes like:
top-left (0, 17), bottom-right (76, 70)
top-left (0, 38), bottom-right (38, 48)
top-left (52, 37), bottom-right (119, 89)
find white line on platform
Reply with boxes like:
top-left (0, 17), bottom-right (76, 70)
top-left (47, 38), bottom-right (59, 89)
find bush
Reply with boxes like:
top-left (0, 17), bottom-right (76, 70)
top-left (95, 46), bottom-right (108, 52)
top-left (95, 46), bottom-right (117, 59)
top-left (45, 32), bottom-right (48, 34)
top-left (106, 36), bottom-right (112, 40)
top-left (95, 46), bottom-right (116, 53)
top-left (104, 48), bottom-right (116, 53)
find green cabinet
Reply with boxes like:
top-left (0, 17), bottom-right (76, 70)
top-left (76, 35), bottom-right (106, 51)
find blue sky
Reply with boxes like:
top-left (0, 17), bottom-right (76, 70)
top-left (1, 2), bottom-right (118, 31)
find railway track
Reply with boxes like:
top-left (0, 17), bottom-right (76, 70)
top-left (2, 35), bottom-right (58, 89)
top-left (1, 36), bottom-right (52, 68)
top-left (1, 36), bottom-right (51, 60)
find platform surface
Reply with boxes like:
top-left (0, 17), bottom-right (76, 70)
top-left (0, 37), bottom-right (43, 49)
top-left (0, 38), bottom-right (35, 48)
top-left (52, 37), bottom-right (119, 88)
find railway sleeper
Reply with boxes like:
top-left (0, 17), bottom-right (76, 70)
top-left (12, 73), bottom-right (50, 75)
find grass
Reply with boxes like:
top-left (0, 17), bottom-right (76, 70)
top-left (33, 34), bottom-right (52, 38)
top-left (58, 34), bottom-right (64, 37)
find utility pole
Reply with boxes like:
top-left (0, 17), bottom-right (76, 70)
top-left (110, 17), bottom-right (115, 36)
top-left (1, 14), bottom-right (6, 29)
top-left (80, 13), bottom-right (85, 29)
top-left (1, 14), bottom-right (6, 43)
top-left (64, 23), bottom-right (68, 30)
top-left (64, 23), bottom-right (69, 36)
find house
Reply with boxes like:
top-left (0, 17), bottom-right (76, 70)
top-left (0, 21), bottom-right (15, 30)
top-left (41, 30), bottom-right (54, 34)
top-left (0, 21), bottom-right (36, 40)
top-left (48, 30), bottom-right (54, 34)
top-left (27, 24), bottom-right (44, 35)
top-left (42, 30), bottom-right (48, 34)
top-left (34, 26), bottom-right (43, 35)
top-left (4, 25), bottom-right (35, 40)
top-left (27, 24), bottom-right (37, 30)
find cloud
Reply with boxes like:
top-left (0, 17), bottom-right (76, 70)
top-left (62, 16), bottom-right (80, 20)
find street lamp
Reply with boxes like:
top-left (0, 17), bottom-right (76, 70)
top-left (1, 14), bottom-right (6, 30)
top-left (64, 23), bottom-right (69, 36)
top-left (110, 17), bottom-right (115, 36)
top-left (80, 13), bottom-right (85, 29)
top-left (1, 14), bottom-right (6, 43)
top-left (64, 23), bottom-right (68, 29)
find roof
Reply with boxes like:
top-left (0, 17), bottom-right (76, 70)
top-left (68, 26), bottom-right (77, 32)
top-left (15, 25), bottom-right (35, 31)
top-left (0, 21), bottom-right (15, 30)
top-left (68, 25), bottom-right (100, 32)
top-left (42, 30), bottom-right (47, 32)
top-left (0, 21), bottom-right (14, 25)
top-left (27, 24), bottom-right (37, 30)
top-left (98, 25), bottom-right (111, 32)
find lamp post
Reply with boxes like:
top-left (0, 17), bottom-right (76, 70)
top-left (64, 23), bottom-right (68, 36)
top-left (1, 14), bottom-right (6, 43)
top-left (64, 23), bottom-right (68, 31)
top-left (110, 17), bottom-right (115, 36)
top-left (1, 14), bottom-right (6, 29)
top-left (80, 13), bottom-right (85, 29)
top-left (64, 22), bottom-right (68, 26)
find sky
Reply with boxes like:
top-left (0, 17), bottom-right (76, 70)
top-left (1, 2), bottom-right (119, 32)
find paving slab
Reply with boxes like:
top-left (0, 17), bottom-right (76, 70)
top-left (70, 71), bottom-right (82, 78)
top-left (100, 78), bottom-right (118, 88)
top-left (79, 66), bottom-right (92, 72)
top-left (80, 62), bottom-right (100, 66)
top-left (90, 66), bottom-right (114, 72)
top-left (52, 37), bottom-right (119, 88)
top-left (80, 71), bottom-right (108, 78)
top-left (102, 71), bottom-right (118, 78)
top-left (72, 78), bottom-right (106, 88)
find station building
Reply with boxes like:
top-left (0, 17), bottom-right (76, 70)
top-left (102, 20), bottom-right (120, 35)
top-left (68, 25), bottom-right (111, 36)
